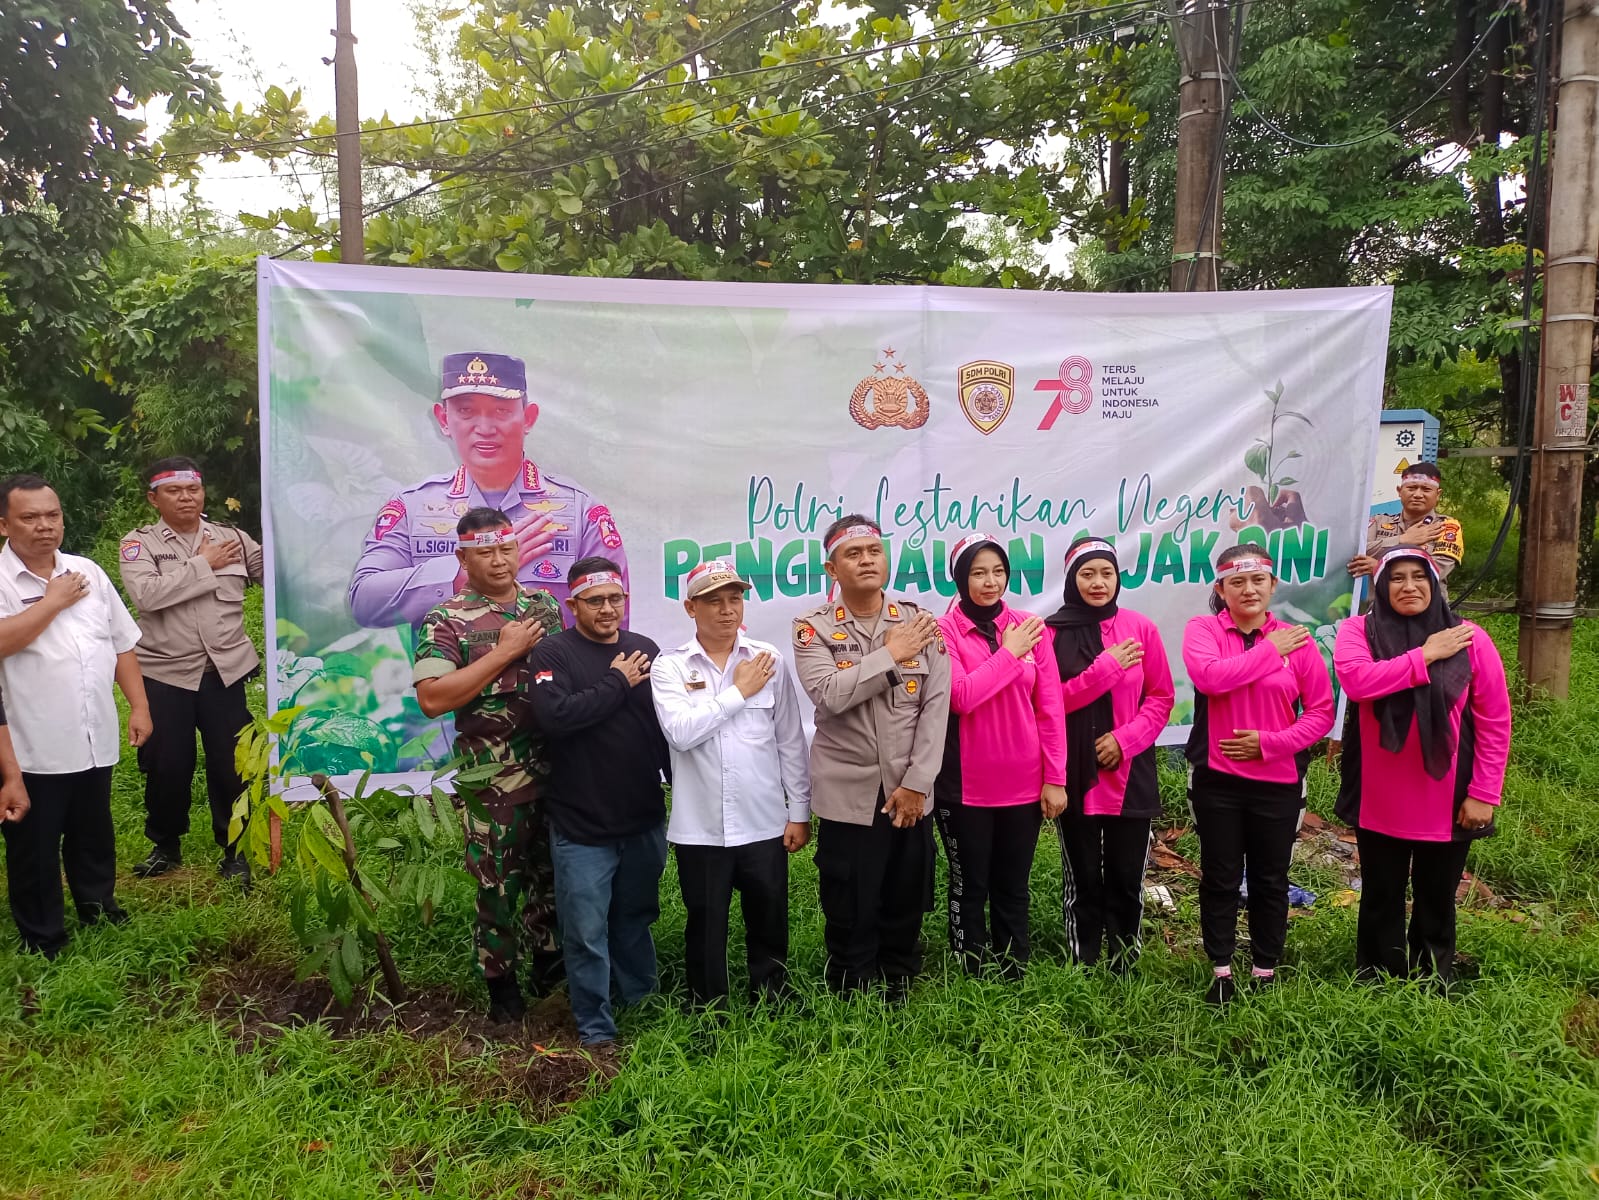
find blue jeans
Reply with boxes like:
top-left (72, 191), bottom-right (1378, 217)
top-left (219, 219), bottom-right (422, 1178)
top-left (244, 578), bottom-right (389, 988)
top-left (549, 821), bottom-right (668, 1044)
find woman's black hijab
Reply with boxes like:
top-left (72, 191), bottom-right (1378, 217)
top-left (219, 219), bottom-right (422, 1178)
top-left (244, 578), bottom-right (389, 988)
top-left (952, 534), bottom-right (1008, 653)
top-left (1366, 548), bottom-right (1472, 780)
top-left (1045, 537), bottom-right (1120, 803)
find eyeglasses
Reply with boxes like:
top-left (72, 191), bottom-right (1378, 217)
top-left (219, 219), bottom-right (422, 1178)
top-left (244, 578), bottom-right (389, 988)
top-left (575, 593), bottom-right (628, 611)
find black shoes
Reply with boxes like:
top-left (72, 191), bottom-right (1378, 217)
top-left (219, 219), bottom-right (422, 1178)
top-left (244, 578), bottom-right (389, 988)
top-left (79, 902), bottom-right (130, 928)
top-left (1205, 973), bottom-right (1238, 1006)
top-left (219, 854), bottom-right (252, 885)
top-left (132, 846), bottom-right (182, 878)
top-left (486, 976), bottom-right (528, 1023)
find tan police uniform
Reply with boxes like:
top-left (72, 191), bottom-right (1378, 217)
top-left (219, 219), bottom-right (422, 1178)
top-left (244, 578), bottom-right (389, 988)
top-left (118, 517), bottom-right (263, 865)
top-left (1365, 510), bottom-right (1464, 583)
top-left (791, 595), bottom-right (951, 993)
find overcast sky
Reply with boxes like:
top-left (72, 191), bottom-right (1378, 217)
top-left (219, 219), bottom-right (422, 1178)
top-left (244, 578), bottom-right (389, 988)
top-left (152, 1), bottom-right (439, 224)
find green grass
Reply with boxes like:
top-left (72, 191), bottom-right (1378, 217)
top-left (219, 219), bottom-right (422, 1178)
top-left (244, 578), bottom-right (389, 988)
top-left (2, 608), bottom-right (1598, 1199)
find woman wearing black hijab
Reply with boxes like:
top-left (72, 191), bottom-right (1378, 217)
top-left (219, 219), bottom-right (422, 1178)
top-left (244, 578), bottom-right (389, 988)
top-left (1045, 537), bottom-right (1174, 971)
top-left (1333, 547), bottom-right (1511, 981)
top-left (932, 534), bottom-right (1067, 977)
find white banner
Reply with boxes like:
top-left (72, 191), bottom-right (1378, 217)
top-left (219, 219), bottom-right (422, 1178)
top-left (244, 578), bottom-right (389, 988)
top-left (258, 260), bottom-right (1390, 786)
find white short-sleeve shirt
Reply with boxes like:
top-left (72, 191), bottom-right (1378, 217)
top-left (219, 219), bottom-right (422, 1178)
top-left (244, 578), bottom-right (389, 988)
top-left (0, 543), bottom-right (142, 774)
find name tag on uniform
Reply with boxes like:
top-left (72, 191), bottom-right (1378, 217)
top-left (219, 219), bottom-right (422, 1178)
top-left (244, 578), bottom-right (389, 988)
top-left (687, 680), bottom-right (708, 691)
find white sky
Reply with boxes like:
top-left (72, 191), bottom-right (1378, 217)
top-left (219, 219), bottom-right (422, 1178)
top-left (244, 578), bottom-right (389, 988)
top-left (151, 1), bottom-right (438, 223)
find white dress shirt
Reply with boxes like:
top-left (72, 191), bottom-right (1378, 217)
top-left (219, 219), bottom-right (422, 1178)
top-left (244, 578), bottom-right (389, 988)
top-left (0, 543), bottom-right (142, 774)
top-left (652, 633), bottom-right (812, 847)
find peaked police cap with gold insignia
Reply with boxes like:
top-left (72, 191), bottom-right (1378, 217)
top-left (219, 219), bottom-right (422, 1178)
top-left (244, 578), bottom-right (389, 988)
top-left (440, 351), bottom-right (528, 403)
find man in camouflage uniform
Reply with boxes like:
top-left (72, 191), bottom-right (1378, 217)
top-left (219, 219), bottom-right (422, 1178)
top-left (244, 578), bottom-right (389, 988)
top-left (413, 506), bottom-right (565, 1021)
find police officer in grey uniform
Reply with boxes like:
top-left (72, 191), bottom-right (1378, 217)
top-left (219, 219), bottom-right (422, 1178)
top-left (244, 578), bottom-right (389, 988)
top-left (118, 458), bottom-right (262, 881)
top-left (791, 514), bottom-right (950, 999)
top-left (349, 352), bottom-right (628, 629)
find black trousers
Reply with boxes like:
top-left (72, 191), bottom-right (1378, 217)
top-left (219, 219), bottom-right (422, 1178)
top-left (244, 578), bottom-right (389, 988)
top-left (1056, 809), bottom-right (1152, 967)
top-left (2, 767), bottom-right (117, 955)
top-left (815, 801), bottom-right (934, 993)
top-left (934, 797), bottom-right (1039, 974)
top-left (1355, 826), bottom-right (1472, 981)
top-left (675, 837), bottom-right (789, 1005)
top-left (1191, 782), bottom-right (1302, 968)
top-left (140, 673), bottom-right (252, 856)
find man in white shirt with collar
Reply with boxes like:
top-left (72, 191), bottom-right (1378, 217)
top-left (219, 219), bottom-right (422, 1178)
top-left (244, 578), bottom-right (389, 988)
top-left (651, 560), bottom-right (811, 1008)
top-left (0, 475), bottom-right (151, 958)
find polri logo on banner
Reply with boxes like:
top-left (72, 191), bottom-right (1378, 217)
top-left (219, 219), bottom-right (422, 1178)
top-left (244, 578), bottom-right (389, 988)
top-left (849, 348), bottom-right (930, 430)
top-left (957, 360), bottom-right (1014, 435)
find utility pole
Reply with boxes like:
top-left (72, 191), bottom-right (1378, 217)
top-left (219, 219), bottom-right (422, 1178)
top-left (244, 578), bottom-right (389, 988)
top-left (1520, 0), bottom-right (1599, 698)
top-left (333, 0), bottom-right (364, 264)
top-left (1170, 0), bottom-right (1231, 291)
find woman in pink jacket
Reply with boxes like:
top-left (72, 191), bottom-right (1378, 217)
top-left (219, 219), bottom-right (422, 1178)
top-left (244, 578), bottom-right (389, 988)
top-left (933, 533), bottom-right (1067, 978)
top-left (1182, 543), bottom-right (1334, 1004)
top-left (1333, 547), bottom-right (1510, 983)
top-left (1046, 536), bottom-right (1174, 972)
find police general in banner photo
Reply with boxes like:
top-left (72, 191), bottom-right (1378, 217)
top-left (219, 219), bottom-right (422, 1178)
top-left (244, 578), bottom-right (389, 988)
top-left (349, 352), bottom-right (629, 629)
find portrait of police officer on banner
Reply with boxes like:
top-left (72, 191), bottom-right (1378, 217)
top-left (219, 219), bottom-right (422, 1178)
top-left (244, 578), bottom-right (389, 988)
top-left (349, 352), bottom-right (629, 630)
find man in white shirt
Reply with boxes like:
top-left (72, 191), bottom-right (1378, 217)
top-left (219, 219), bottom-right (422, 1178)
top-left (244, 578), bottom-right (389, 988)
top-left (651, 560), bottom-right (811, 1008)
top-left (0, 475), bottom-right (151, 957)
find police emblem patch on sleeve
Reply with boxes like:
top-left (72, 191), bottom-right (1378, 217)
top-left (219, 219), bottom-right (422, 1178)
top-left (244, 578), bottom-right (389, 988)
top-left (374, 498), bottom-right (407, 541)
top-left (587, 505), bottom-right (623, 549)
top-left (120, 541), bottom-right (141, 561)
top-left (795, 621), bottom-right (817, 647)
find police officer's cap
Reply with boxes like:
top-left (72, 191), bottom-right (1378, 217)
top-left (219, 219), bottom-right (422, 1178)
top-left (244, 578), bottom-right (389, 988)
top-left (440, 352), bottom-right (528, 404)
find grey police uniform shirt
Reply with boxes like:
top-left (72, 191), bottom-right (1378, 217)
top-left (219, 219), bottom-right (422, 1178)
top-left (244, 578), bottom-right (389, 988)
top-left (348, 458), bottom-right (629, 628)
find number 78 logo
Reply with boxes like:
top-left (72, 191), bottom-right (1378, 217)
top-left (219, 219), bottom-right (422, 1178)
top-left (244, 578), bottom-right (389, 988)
top-left (1036, 357), bottom-right (1095, 429)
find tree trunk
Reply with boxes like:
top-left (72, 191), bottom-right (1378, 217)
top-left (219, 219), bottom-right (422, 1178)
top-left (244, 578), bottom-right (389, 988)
top-left (1450, 0), bottom-right (1476, 146)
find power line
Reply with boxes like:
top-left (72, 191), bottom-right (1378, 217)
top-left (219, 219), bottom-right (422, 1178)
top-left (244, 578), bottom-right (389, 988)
top-left (1221, 6), bottom-right (1511, 151)
top-left (154, 0), bottom-right (1165, 167)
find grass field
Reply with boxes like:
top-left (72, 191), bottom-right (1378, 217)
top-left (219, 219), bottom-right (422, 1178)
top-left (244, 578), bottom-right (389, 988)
top-left (2, 611), bottom-right (1598, 1199)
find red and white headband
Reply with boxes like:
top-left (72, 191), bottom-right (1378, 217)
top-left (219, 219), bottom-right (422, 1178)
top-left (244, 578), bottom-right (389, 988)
top-left (150, 469), bottom-right (202, 488)
top-left (458, 526), bottom-right (513, 547)
top-left (1065, 539), bottom-right (1117, 575)
top-left (1216, 554), bottom-right (1275, 580)
top-left (570, 570), bottom-right (625, 597)
top-left (1400, 472), bottom-right (1440, 488)
top-left (949, 532), bottom-right (998, 564)
top-left (824, 523), bottom-right (882, 555)
top-left (687, 560), bottom-right (735, 585)
top-left (1376, 546), bottom-right (1439, 577)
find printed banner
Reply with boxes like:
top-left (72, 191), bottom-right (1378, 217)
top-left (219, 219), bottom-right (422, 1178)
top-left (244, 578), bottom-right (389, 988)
top-left (258, 260), bottom-right (1392, 786)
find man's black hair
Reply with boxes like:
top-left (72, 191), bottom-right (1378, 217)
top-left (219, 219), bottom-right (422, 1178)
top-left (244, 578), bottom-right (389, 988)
top-left (0, 474), bottom-right (52, 519)
top-left (457, 506), bottom-right (513, 537)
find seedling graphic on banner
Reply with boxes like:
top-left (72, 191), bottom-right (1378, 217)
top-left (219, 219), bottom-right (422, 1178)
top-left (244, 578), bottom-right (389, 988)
top-left (258, 261), bottom-right (1391, 783)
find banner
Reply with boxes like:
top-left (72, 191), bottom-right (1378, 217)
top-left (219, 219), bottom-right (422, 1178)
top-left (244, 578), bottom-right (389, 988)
top-left (258, 260), bottom-right (1391, 787)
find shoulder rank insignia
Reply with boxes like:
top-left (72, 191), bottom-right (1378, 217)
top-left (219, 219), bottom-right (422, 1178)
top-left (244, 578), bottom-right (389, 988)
top-left (887, 603), bottom-right (901, 619)
top-left (834, 605), bottom-right (846, 622)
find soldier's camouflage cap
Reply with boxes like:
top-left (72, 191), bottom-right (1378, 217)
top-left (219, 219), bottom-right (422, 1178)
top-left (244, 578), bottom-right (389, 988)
top-left (441, 352), bottom-right (528, 403)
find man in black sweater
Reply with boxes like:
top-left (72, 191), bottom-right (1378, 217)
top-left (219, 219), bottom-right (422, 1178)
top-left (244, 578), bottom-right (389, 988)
top-left (528, 556), bottom-right (670, 1049)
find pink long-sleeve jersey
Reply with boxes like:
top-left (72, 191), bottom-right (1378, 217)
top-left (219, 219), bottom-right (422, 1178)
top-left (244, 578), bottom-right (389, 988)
top-left (1333, 616), bottom-right (1511, 842)
top-left (1181, 611), bottom-right (1335, 787)
top-left (937, 604), bottom-right (1067, 807)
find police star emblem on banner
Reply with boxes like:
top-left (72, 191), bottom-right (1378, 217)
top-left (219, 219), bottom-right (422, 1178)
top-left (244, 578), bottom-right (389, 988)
top-left (850, 348), bottom-right (930, 431)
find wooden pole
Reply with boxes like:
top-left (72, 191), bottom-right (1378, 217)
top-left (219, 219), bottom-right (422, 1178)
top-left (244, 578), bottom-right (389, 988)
top-left (333, 0), bottom-right (365, 264)
top-left (1170, 0), bottom-right (1229, 291)
top-left (1519, 0), bottom-right (1599, 698)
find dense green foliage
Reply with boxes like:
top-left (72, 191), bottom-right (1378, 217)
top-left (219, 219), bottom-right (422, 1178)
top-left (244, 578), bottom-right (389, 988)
top-left (1, 611), bottom-right (1597, 1198)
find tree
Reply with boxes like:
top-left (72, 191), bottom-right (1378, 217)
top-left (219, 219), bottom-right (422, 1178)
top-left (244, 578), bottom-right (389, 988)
top-left (160, 0), bottom-right (1148, 284)
top-left (1, 0), bottom-right (220, 532)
